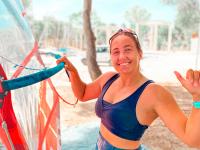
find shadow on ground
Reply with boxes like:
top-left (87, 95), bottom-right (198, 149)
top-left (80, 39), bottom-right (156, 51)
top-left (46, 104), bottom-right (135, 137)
top-left (61, 121), bottom-right (99, 150)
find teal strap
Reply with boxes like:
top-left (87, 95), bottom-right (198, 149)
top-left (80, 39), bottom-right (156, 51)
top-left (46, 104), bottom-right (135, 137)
top-left (193, 101), bottom-right (200, 109)
top-left (2, 63), bottom-right (64, 91)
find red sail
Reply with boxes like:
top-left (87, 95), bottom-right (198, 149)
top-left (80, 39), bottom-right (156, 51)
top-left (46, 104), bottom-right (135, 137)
top-left (0, 65), bottom-right (28, 150)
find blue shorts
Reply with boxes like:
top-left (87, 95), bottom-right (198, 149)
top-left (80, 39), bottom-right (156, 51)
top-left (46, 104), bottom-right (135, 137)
top-left (95, 133), bottom-right (148, 150)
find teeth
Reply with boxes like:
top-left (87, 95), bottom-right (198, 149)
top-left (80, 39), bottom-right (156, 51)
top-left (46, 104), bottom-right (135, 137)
top-left (120, 63), bottom-right (129, 66)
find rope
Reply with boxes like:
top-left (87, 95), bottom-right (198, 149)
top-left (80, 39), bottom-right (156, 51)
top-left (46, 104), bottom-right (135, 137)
top-left (0, 55), bottom-right (47, 71)
top-left (47, 79), bottom-right (78, 106)
top-left (11, 41), bottom-right (39, 79)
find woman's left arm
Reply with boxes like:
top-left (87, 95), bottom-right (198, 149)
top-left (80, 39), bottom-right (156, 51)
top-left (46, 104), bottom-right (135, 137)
top-left (153, 69), bottom-right (200, 148)
top-left (174, 69), bottom-right (200, 147)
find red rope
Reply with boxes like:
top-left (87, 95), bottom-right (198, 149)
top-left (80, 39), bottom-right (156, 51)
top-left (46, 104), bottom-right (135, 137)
top-left (47, 78), bottom-right (78, 106)
top-left (35, 48), bottom-right (78, 106)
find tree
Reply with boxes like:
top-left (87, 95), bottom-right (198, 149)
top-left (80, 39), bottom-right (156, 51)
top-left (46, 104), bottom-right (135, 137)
top-left (124, 6), bottom-right (151, 49)
top-left (68, 10), bottom-right (106, 48)
top-left (31, 20), bottom-right (44, 41)
top-left (176, 0), bottom-right (200, 35)
top-left (69, 12), bottom-right (83, 28)
top-left (83, 0), bottom-right (102, 80)
top-left (69, 11), bottom-right (105, 29)
top-left (124, 6), bottom-right (151, 28)
top-left (161, 0), bottom-right (200, 49)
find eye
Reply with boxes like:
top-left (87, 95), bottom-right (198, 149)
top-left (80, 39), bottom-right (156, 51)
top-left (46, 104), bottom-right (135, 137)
top-left (124, 48), bottom-right (131, 52)
top-left (111, 50), bottom-right (119, 55)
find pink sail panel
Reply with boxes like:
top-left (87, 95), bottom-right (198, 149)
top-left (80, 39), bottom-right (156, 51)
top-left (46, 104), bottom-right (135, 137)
top-left (37, 80), bottom-right (61, 150)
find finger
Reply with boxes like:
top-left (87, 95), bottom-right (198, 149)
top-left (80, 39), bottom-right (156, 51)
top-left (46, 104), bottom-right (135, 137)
top-left (56, 59), bottom-right (61, 64)
top-left (56, 57), bottom-right (63, 63)
top-left (199, 71), bottom-right (200, 84)
top-left (174, 71), bottom-right (186, 86)
top-left (56, 56), bottom-right (67, 64)
top-left (186, 69), bottom-right (194, 83)
top-left (64, 64), bottom-right (69, 70)
top-left (193, 70), bottom-right (200, 86)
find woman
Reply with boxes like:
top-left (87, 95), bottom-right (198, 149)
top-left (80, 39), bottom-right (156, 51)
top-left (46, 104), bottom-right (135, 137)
top-left (57, 28), bottom-right (200, 150)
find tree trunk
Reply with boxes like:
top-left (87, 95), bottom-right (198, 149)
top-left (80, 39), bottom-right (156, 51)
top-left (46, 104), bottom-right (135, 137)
top-left (83, 0), bottom-right (102, 80)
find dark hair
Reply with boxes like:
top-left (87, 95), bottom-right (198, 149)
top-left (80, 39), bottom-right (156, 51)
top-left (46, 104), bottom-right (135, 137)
top-left (109, 28), bottom-right (142, 52)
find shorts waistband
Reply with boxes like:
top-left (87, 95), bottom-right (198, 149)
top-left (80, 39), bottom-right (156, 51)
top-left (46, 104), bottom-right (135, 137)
top-left (97, 132), bottom-right (142, 150)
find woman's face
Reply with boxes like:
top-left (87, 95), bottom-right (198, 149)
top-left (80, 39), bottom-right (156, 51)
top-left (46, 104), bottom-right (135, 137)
top-left (110, 35), bottom-right (142, 74)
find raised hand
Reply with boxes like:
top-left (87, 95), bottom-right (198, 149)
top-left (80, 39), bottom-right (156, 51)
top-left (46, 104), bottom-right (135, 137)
top-left (56, 56), bottom-right (76, 72)
top-left (174, 69), bottom-right (200, 100)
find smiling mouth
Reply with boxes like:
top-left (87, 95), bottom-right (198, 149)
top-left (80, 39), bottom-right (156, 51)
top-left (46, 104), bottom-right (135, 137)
top-left (118, 62), bottom-right (130, 66)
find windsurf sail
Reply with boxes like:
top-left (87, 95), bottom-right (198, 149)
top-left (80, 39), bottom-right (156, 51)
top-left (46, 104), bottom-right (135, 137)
top-left (0, 0), bottom-right (75, 149)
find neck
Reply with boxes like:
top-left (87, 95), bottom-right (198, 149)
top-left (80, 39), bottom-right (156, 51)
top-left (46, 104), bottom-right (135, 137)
top-left (118, 71), bottom-right (145, 87)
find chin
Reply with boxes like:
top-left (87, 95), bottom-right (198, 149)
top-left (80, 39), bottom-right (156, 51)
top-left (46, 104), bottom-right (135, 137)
top-left (118, 68), bottom-right (131, 74)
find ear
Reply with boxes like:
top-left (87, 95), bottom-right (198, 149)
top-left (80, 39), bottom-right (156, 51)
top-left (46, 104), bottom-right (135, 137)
top-left (139, 50), bottom-right (143, 59)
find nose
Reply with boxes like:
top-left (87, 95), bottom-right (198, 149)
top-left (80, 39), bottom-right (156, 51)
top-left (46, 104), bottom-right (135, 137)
top-left (119, 51), bottom-right (126, 60)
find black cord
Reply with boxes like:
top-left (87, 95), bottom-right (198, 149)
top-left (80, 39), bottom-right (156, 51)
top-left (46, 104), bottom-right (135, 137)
top-left (0, 55), bottom-right (47, 71)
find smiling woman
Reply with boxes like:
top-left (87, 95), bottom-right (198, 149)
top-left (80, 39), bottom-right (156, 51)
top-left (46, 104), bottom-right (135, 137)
top-left (57, 28), bottom-right (200, 150)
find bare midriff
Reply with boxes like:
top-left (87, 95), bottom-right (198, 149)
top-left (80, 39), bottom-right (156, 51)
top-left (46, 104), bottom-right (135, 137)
top-left (100, 123), bottom-right (140, 149)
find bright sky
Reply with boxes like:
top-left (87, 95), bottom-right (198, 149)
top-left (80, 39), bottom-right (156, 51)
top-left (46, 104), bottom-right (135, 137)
top-left (32, 0), bottom-right (177, 25)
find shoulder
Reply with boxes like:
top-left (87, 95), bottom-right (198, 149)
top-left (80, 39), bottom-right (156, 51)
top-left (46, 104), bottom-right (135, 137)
top-left (144, 83), bottom-right (178, 115)
top-left (146, 83), bottom-right (170, 95)
top-left (144, 83), bottom-right (174, 104)
top-left (96, 71), bottom-right (118, 89)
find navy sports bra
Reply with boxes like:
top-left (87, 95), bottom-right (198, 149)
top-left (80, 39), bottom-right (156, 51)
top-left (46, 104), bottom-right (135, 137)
top-left (95, 74), bottom-right (154, 140)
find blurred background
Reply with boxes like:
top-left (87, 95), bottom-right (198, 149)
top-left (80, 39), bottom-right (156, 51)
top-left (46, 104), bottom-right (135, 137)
top-left (28, 0), bottom-right (200, 83)
top-left (0, 0), bottom-right (200, 149)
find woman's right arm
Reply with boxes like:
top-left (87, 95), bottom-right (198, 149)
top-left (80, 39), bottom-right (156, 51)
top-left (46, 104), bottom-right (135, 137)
top-left (57, 56), bottom-right (116, 102)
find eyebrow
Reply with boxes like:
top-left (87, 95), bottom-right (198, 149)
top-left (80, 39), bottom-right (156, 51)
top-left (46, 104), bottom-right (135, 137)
top-left (111, 48), bottom-right (119, 52)
top-left (123, 45), bottom-right (132, 48)
top-left (111, 45), bottom-right (132, 51)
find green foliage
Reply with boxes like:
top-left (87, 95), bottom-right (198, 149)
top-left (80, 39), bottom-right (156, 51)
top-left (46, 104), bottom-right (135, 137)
top-left (69, 12), bottom-right (83, 27)
top-left (42, 17), bottom-right (58, 39)
top-left (68, 11), bottom-right (106, 45)
top-left (124, 5), bottom-right (151, 27)
top-left (175, 0), bottom-right (200, 36)
top-left (138, 25), bottom-right (150, 45)
top-left (157, 26), bottom-right (168, 50)
top-left (162, 0), bottom-right (200, 37)
top-left (161, 0), bottom-right (200, 49)
top-left (68, 11), bottom-right (105, 28)
top-left (31, 20), bottom-right (44, 41)
top-left (96, 30), bottom-right (106, 45)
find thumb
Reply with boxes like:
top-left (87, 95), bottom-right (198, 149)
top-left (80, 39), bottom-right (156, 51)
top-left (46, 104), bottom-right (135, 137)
top-left (174, 71), bottom-right (186, 86)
